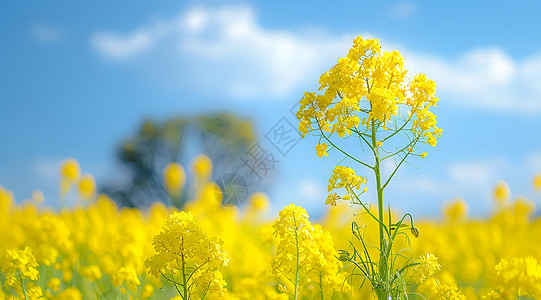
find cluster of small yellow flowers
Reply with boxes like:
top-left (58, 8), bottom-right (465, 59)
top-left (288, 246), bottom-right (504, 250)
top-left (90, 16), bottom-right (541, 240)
top-left (315, 142), bottom-right (329, 157)
top-left (410, 253), bottom-right (442, 284)
top-left (271, 204), bottom-right (347, 298)
top-left (296, 35), bottom-right (441, 146)
top-left (145, 211), bottom-right (228, 298)
top-left (493, 256), bottom-right (541, 298)
top-left (326, 166), bottom-right (367, 206)
top-left (163, 162), bottom-right (186, 197)
top-left (328, 166), bottom-right (366, 191)
top-left (1, 157), bottom-right (541, 299)
top-left (1, 246), bottom-right (39, 297)
top-left (25, 282), bottom-right (43, 299)
top-left (409, 74), bottom-right (442, 146)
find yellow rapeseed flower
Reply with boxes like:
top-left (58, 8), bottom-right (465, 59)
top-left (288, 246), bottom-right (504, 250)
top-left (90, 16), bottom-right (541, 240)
top-left (247, 192), bottom-right (269, 212)
top-left (163, 162), bottom-right (186, 196)
top-left (493, 181), bottom-right (510, 207)
top-left (191, 154), bottom-right (213, 180)
top-left (142, 283), bottom-right (154, 298)
top-left (494, 257), bottom-right (541, 298)
top-left (411, 253), bottom-right (441, 284)
top-left (80, 265), bottom-right (102, 281)
top-left (145, 211), bottom-right (228, 298)
top-left (443, 198), bottom-right (468, 222)
top-left (316, 143), bottom-right (329, 157)
top-left (78, 173), bottom-right (96, 200)
top-left (47, 277), bottom-right (61, 292)
top-left (60, 158), bottom-right (80, 181)
top-left (533, 173), bottom-right (541, 191)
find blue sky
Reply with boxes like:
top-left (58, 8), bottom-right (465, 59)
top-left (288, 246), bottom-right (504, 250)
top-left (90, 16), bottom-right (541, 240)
top-left (1, 0), bottom-right (541, 218)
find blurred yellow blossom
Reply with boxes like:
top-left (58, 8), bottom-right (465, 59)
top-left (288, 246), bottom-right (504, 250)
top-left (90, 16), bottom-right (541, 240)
top-left (78, 173), bottom-right (96, 200)
top-left (494, 257), bottom-right (541, 298)
top-left (443, 198), bottom-right (468, 222)
top-left (191, 154), bottom-right (212, 180)
top-left (534, 173), bottom-right (541, 191)
top-left (80, 265), bottom-right (102, 281)
top-left (55, 287), bottom-right (82, 300)
top-left (163, 162), bottom-right (186, 196)
top-left (411, 253), bottom-right (441, 284)
top-left (60, 158), bottom-right (80, 181)
top-left (47, 277), bottom-right (61, 292)
top-left (493, 180), bottom-right (510, 207)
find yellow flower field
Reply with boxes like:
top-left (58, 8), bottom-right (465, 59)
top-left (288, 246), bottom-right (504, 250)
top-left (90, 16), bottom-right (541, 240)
top-left (1, 157), bottom-right (540, 299)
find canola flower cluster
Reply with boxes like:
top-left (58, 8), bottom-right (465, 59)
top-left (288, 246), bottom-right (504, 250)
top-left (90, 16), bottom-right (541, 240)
top-left (1, 156), bottom-right (541, 299)
top-left (296, 35), bottom-right (441, 147)
top-left (270, 204), bottom-right (347, 299)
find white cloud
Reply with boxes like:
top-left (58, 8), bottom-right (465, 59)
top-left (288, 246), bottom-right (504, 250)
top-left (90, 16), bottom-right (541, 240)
top-left (299, 178), bottom-right (325, 201)
top-left (30, 23), bottom-right (65, 44)
top-left (387, 2), bottom-right (416, 20)
top-left (91, 4), bottom-right (541, 113)
top-left (406, 48), bottom-right (541, 113)
top-left (446, 158), bottom-right (508, 186)
top-left (91, 5), bottom-right (354, 99)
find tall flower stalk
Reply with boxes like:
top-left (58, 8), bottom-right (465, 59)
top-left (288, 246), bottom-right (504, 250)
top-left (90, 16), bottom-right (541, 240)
top-left (296, 35), bottom-right (442, 299)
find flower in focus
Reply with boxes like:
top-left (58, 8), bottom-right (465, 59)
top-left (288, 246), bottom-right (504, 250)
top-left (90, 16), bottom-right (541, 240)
top-left (145, 211), bottom-right (228, 298)
top-left (271, 204), bottom-right (347, 297)
top-left (1, 246), bottom-right (40, 298)
top-left (328, 166), bottom-right (367, 194)
top-left (163, 162), bottom-right (186, 197)
top-left (316, 143), bottom-right (329, 157)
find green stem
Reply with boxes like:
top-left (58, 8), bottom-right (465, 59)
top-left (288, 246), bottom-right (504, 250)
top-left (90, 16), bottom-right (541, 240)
top-left (372, 120), bottom-right (388, 300)
top-left (20, 273), bottom-right (28, 300)
top-left (181, 239), bottom-right (189, 300)
top-left (317, 120), bottom-right (373, 171)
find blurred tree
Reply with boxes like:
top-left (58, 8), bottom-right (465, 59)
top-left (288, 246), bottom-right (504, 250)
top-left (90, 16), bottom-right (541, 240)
top-left (101, 113), bottom-right (257, 208)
